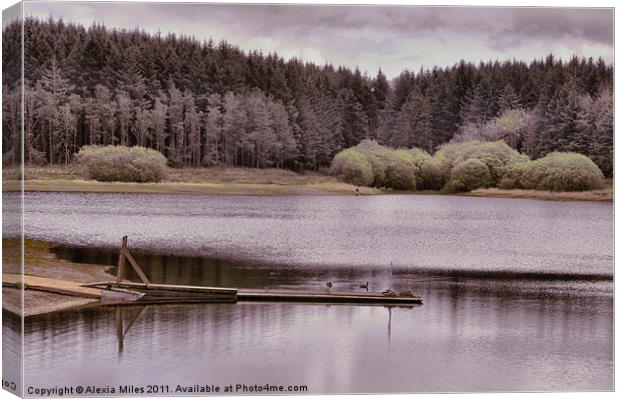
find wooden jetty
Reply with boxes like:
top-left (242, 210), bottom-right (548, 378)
top-left (238, 288), bottom-right (422, 305)
top-left (4, 236), bottom-right (423, 308)
top-left (81, 236), bottom-right (237, 304)
top-left (83, 281), bottom-right (237, 304)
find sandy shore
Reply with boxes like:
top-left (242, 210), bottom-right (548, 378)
top-left (2, 239), bottom-right (113, 316)
top-left (2, 287), bottom-right (97, 317)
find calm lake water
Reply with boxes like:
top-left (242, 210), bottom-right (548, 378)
top-left (2, 192), bottom-right (614, 393)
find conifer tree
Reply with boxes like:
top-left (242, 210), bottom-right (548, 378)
top-left (37, 58), bottom-right (74, 164)
top-left (204, 93), bottom-right (223, 166)
top-left (151, 95), bottom-right (169, 154)
top-left (395, 91), bottom-right (433, 151)
top-left (497, 83), bottom-right (523, 112)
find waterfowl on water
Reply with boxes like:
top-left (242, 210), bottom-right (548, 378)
top-left (326, 282), bottom-right (333, 288)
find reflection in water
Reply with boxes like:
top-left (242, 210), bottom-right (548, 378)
top-left (387, 307), bottom-right (392, 346)
top-left (53, 245), bottom-right (423, 291)
top-left (115, 306), bottom-right (149, 356)
top-left (111, 304), bottom-right (396, 360)
top-left (51, 245), bottom-right (614, 292)
top-left (20, 277), bottom-right (612, 393)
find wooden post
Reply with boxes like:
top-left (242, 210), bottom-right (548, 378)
top-left (116, 235), bottom-right (150, 286)
top-left (116, 236), bottom-right (128, 284)
top-left (124, 250), bottom-right (151, 285)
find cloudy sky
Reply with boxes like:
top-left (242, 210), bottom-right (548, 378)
top-left (24, 1), bottom-right (614, 78)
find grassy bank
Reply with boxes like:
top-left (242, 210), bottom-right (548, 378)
top-left (465, 187), bottom-right (613, 202)
top-left (2, 165), bottom-right (381, 196)
top-left (2, 165), bottom-right (613, 201)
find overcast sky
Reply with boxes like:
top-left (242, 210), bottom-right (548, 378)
top-left (23, 1), bottom-right (614, 78)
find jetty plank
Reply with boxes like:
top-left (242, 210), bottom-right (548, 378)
top-left (84, 281), bottom-right (237, 295)
top-left (238, 288), bottom-right (423, 305)
top-left (85, 281), bottom-right (238, 304)
top-left (3, 273), bottom-right (103, 299)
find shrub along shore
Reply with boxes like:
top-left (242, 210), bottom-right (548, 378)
top-left (330, 139), bottom-right (607, 194)
top-left (1, 144), bottom-right (612, 201)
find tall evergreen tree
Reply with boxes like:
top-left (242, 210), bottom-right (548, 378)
top-left (37, 58), bottom-right (74, 164)
top-left (204, 93), bottom-right (223, 166)
top-left (497, 83), bottom-right (523, 112)
top-left (395, 91), bottom-right (433, 151)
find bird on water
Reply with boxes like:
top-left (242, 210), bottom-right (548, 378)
top-left (326, 282), bottom-right (333, 288)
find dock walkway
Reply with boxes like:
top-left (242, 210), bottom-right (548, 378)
top-left (238, 288), bottom-right (422, 305)
top-left (3, 274), bottom-right (423, 308)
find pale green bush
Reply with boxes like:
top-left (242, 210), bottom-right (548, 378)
top-left (330, 148), bottom-right (374, 186)
top-left (434, 141), bottom-right (477, 170)
top-left (354, 140), bottom-right (398, 188)
top-left (394, 148), bottom-right (445, 190)
top-left (437, 140), bottom-right (527, 185)
top-left (521, 152), bottom-right (605, 191)
top-left (332, 140), bottom-right (603, 193)
top-left (393, 149), bottom-right (415, 166)
top-left (445, 158), bottom-right (492, 192)
top-left (384, 161), bottom-right (417, 190)
top-left (497, 161), bottom-right (533, 189)
top-left (408, 148), bottom-right (433, 168)
top-left (418, 157), bottom-right (447, 190)
top-left (332, 141), bottom-right (418, 190)
top-left (77, 145), bottom-right (169, 182)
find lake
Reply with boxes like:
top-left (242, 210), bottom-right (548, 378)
top-left (2, 192), bottom-right (614, 393)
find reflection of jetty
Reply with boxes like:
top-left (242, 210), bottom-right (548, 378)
top-left (4, 236), bottom-right (423, 308)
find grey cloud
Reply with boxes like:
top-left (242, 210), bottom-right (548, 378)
top-left (23, 2), bottom-right (613, 77)
top-left (488, 8), bottom-right (613, 49)
top-left (26, 3), bottom-right (613, 44)
top-left (179, 5), bottom-right (614, 47)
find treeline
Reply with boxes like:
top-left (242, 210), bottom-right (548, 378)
top-left (1, 18), bottom-right (614, 174)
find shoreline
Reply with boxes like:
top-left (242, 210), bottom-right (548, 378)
top-left (3, 179), bottom-right (379, 197)
top-left (462, 187), bottom-right (613, 202)
top-left (2, 166), bottom-right (613, 201)
top-left (2, 178), bottom-right (613, 202)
